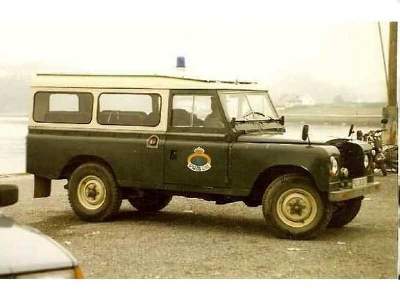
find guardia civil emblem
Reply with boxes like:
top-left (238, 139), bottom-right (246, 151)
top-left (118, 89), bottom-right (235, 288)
top-left (187, 147), bottom-right (212, 172)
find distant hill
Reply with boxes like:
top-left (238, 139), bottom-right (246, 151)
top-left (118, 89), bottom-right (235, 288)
top-left (0, 64), bottom-right (388, 116)
top-left (0, 64), bottom-right (36, 115)
top-left (0, 75), bottom-right (30, 115)
top-left (270, 73), bottom-right (387, 105)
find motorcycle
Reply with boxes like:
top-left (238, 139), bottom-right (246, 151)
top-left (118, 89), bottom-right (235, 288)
top-left (349, 118), bottom-right (397, 176)
top-left (332, 123), bottom-right (397, 176)
top-left (358, 128), bottom-right (388, 176)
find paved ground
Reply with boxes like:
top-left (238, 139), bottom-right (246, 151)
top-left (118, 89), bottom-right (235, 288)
top-left (0, 173), bottom-right (398, 278)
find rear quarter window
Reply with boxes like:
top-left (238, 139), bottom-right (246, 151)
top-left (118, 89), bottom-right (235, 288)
top-left (33, 92), bottom-right (93, 124)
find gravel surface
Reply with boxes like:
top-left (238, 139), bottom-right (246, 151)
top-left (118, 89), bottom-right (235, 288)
top-left (0, 173), bottom-right (398, 278)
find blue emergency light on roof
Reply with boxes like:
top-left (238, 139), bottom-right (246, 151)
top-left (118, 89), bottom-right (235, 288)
top-left (176, 56), bottom-right (186, 69)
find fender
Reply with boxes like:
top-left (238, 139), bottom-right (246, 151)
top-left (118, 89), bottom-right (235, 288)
top-left (230, 142), bottom-right (339, 194)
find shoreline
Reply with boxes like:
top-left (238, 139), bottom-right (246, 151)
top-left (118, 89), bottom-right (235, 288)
top-left (0, 173), bottom-right (30, 178)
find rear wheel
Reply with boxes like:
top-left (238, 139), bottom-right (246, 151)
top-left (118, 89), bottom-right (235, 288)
top-left (262, 174), bottom-right (332, 240)
top-left (128, 191), bottom-right (171, 212)
top-left (68, 163), bottom-right (121, 221)
top-left (328, 197), bottom-right (362, 228)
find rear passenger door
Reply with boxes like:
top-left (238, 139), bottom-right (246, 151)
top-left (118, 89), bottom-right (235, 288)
top-left (164, 90), bottom-right (230, 189)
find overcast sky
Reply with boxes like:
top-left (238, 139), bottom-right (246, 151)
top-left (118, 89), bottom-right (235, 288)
top-left (0, 1), bottom-right (396, 103)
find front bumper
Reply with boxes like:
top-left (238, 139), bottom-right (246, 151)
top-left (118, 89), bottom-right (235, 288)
top-left (328, 181), bottom-right (380, 202)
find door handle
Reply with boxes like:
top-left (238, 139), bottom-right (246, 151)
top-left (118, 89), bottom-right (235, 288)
top-left (170, 150), bottom-right (178, 160)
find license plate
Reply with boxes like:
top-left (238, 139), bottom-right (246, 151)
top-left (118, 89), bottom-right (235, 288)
top-left (352, 177), bottom-right (367, 188)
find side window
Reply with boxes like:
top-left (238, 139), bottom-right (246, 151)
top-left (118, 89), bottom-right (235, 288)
top-left (171, 95), bottom-right (224, 128)
top-left (49, 94), bottom-right (79, 111)
top-left (33, 92), bottom-right (93, 124)
top-left (98, 93), bottom-right (161, 126)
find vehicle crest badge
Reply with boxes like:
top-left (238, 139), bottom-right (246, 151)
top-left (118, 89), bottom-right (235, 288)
top-left (187, 147), bottom-right (211, 172)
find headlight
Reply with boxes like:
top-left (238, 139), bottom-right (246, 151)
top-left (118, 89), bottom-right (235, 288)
top-left (16, 267), bottom-right (83, 279)
top-left (363, 154), bottom-right (369, 168)
top-left (340, 167), bottom-right (349, 178)
top-left (330, 156), bottom-right (339, 176)
top-left (371, 149), bottom-right (376, 156)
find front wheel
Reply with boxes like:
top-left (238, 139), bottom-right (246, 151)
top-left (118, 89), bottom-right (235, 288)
top-left (262, 174), bottom-right (332, 240)
top-left (128, 192), bottom-right (171, 213)
top-left (328, 197), bottom-right (362, 228)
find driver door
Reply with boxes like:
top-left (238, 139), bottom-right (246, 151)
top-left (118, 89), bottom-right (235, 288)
top-left (164, 90), bottom-right (231, 188)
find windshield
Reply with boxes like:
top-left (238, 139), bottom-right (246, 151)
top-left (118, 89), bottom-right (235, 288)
top-left (219, 91), bottom-right (279, 121)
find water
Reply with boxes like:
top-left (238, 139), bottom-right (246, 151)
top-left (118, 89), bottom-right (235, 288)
top-left (0, 116), bottom-right (380, 175)
top-left (284, 123), bottom-right (379, 140)
top-left (0, 116), bottom-right (28, 174)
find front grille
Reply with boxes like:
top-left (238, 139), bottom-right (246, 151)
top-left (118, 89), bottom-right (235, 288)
top-left (336, 142), bottom-right (367, 178)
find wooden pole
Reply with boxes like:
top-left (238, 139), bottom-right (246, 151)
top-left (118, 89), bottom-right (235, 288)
top-left (383, 22), bottom-right (397, 145)
top-left (388, 22), bottom-right (397, 107)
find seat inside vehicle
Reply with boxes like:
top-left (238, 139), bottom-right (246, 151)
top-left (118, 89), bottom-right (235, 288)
top-left (98, 110), bottom-right (159, 126)
top-left (172, 109), bottom-right (203, 127)
top-left (44, 111), bottom-right (91, 123)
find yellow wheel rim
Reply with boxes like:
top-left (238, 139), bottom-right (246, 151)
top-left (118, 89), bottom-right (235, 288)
top-left (276, 188), bottom-right (318, 228)
top-left (77, 175), bottom-right (106, 210)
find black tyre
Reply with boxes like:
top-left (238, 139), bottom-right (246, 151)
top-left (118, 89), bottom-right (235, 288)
top-left (0, 185), bottom-right (18, 207)
top-left (328, 197), bottom-right (362, 228)
top-left (128, 192), bottom-right (171, 213)
top-left (378, 161), bottom-right (387, 176)
top-left (384, 146), bottom-right (398, 172)
top-left (392, 159), bottom-right (398, 172)
top-left (262, 174), bottom-right (333, 240)
top-left (68, 163), bottom-right (121, 221)
top-left (391, 150), bottom-right (398, 172)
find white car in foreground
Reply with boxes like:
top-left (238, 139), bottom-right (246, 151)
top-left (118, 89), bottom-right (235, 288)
top-left (0, 185), bottom-right (83, 279)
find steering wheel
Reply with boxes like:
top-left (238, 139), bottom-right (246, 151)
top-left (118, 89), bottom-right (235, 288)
top-left (242, 111), bottom-right (266, 119)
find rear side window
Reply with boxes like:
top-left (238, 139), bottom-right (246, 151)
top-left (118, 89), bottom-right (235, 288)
top-left (34, 92), bottom-right (93, 124)
top-left (98, 93), bottom-right (161, 126)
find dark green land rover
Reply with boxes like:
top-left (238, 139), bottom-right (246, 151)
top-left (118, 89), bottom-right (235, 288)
top-left (27, 74), bottom-right (379, 239)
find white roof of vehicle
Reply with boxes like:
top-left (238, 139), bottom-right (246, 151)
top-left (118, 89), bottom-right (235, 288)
top-left (32, 73), bottom-right (268, 91)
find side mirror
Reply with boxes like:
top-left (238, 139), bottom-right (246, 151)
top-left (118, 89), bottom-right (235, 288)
top-left (279, 116), bottom-right (285, 126)
top-left (0, 185), bottom-right (18, 207)
top-left (302, 125), bottom-right (309, 141)
top-left (381, 118), bottom-right (388, 124)
top-left (348, 124), bottom-right (355, 137)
